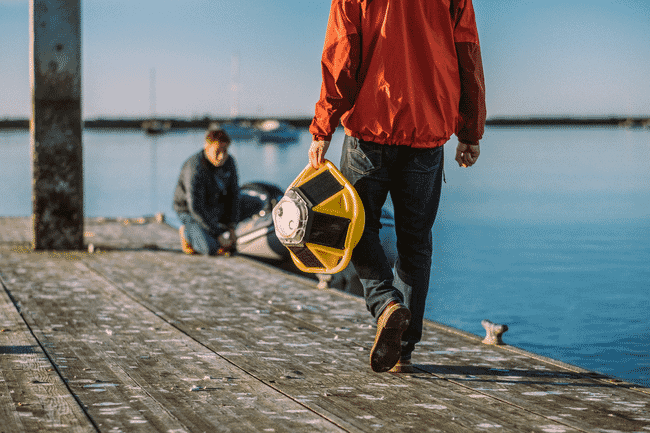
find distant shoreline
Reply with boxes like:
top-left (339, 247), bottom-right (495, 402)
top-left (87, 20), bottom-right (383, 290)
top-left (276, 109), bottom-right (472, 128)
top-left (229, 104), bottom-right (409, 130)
top-left (1, 116), bottom-right (649, 130)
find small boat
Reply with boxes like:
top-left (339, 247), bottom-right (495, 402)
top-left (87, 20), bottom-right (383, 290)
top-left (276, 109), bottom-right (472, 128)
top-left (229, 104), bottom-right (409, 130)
top-left (234, 181), bottom-right (396, 296)
top-left (254, 120), bottom-right (301, 143)
top-left (143, 69), bottom-right (171, 134)
top-left (235, 182), bottom-right (288, 262)
top-left (212, 119), bottom-right (256, 140)
top-left (142, 119), bottom-right (171, 135)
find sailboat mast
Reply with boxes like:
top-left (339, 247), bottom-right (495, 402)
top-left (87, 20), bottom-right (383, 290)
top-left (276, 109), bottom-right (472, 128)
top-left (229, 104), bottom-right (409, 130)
top-left (150, 67), bottom-right (156, 118)
top-left (230, 54), bottom-right (240, 118)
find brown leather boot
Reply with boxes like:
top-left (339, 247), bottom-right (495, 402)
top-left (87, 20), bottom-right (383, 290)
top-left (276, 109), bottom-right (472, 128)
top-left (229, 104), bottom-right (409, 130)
top-left (179, 225), bottom-right (196, 255)
top-left (389, 358), bottom-right (415, 373)
top-left (370, 301), bottom-right (410, 373)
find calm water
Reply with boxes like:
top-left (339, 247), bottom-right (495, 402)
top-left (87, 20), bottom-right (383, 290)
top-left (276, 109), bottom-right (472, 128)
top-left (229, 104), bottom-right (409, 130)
top-left (1, 126), bottom-right (649, 387)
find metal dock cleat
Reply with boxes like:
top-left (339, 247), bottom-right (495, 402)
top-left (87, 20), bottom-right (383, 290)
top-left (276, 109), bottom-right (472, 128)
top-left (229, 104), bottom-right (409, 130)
top-left (481, 320), bottom-right (508, 345)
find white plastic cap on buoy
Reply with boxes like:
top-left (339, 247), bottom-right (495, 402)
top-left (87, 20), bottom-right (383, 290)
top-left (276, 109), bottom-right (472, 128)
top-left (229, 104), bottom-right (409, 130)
top-left (275, 200), bottom-right (300, 237)
top-left (274, 189), bottom-right (309, 244)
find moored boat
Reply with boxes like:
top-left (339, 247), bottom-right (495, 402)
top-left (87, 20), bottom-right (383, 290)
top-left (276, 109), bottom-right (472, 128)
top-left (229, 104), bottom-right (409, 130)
top-left (254, 119), bottom-right (301, 143)
top-left (212, 119), bottom-right (256, 140)
top-left (142, 119), bottom-right (171, 135)
top-left (235, 182), bottom-right (288, 261)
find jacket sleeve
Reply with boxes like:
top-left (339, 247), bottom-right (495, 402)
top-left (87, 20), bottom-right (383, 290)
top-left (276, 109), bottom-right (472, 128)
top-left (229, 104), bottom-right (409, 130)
top-left (452, 0), bottom-right (486, 144)
top-left (185, 162), bottom-right (213, 233)
top-left (227, 159), bottom-right (239, 226)
top-left (310, 0), bottom-right (362, 141)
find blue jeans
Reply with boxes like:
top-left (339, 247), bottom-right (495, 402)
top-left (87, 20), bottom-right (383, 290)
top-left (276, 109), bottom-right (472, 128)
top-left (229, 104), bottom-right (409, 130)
top-left (178, 213), bottom-right (224, 256)
top-left (340, 135), bottom-right (444, 359)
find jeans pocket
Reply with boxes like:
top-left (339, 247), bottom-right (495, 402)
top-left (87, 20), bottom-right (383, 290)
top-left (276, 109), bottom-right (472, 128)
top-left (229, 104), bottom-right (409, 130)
top-left (407, 147), bottom-right (443, 174)
top-left (346, 138), bottom-right (382, 176)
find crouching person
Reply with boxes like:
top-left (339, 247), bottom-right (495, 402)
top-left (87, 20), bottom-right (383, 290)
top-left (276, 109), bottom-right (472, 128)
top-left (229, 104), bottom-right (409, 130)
top-left (173, 128), bottom-right (239, 255)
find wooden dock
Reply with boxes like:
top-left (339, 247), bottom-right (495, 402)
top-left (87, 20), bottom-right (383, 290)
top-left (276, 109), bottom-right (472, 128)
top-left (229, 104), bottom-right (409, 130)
top-left (1, 217), bottom-right (648, 432)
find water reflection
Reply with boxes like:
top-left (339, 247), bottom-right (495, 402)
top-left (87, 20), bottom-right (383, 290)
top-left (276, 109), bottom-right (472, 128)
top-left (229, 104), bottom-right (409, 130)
top-left (261, 142), bottom-right (278, 174)
top-left (149, 135), bottom-right (158, 214)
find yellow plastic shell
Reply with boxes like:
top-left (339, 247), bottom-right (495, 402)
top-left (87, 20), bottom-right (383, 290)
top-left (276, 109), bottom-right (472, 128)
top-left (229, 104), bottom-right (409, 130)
top-left (282, 160), bottom-right (365, 274)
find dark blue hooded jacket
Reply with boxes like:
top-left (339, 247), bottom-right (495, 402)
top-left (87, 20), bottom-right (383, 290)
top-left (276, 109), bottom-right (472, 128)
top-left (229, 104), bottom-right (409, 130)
top-left (173, 150), bottom-right (239, 234)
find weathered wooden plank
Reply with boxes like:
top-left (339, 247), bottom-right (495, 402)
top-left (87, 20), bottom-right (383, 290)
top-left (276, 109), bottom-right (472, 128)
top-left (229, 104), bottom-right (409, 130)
top-left (411, 332), bottom-right (650, 432)
top-left (89, 248), bottom-right (650, 432)
top-left (84, 217), bottom-right (179, 252)
top-left (247, 283), bottom-right (650, 433)
top-left (85, 250), bottom-right (588, 432)
top-left (0, 217), bottom-right (179, 251)
top-left (266, 287), bottom-right (650, 433)
top-left (0, 273), bottom-right (94, 432)
top-left (2, 218), bottom-right (649, 432)
top-left (0, 247), bottom-right (347, 432)
top-left (277, 294), bottom-right (650, 433)
top-left (0, 218), bottom-right (31, 244)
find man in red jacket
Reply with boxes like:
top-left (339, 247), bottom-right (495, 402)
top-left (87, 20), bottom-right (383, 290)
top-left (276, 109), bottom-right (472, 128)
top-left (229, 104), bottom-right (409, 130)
top-left (309, 0), bottom-right (486, 373)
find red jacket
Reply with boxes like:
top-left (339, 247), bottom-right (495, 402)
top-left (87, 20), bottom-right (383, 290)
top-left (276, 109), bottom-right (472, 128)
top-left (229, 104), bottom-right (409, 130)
top-left (310, 0), bottom-right (486, 148)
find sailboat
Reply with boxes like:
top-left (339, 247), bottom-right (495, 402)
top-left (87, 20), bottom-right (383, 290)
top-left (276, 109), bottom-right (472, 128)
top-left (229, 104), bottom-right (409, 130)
top-left (143, 68), bottom-right (170, 135)
top-left (214, 54), bottom-right (256, 140)
top-left (254, 119), bottom-right (301, 143)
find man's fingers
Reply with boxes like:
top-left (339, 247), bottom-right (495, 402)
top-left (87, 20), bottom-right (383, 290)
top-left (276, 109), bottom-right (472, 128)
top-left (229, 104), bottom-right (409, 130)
top-left (456, 151), bottom-right (471, 167)
top-left (456, 142), bottom-right (480, 168)
top-left (308, 146), bottom-right (318, 168)
top-left (468, 148), bottom-right (480, 165)
top-left (309, 140), bottom-right (330, 169)
top-left (309, 148), bottom-right (322, 169)
top-left (456, 152), bottom-right (476, 167)
top-left (455, 149), bottom-right (465, 166)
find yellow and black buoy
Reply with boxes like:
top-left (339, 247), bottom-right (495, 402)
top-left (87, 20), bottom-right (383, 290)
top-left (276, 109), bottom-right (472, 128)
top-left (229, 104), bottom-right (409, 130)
top-left (272, 160), bottom-right (365, 274)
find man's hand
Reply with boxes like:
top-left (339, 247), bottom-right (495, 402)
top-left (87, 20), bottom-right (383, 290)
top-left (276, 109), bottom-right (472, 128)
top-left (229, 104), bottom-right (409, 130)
top-left (455, 141), bottom-right (480, 167)
top-left (309, 140), bottom-right (331, 169)
top-left (219, 228), bottom-right (236, 249)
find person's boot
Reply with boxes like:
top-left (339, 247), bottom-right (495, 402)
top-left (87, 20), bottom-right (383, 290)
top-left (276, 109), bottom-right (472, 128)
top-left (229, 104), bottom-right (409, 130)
top-left (179, 225), bottom-right (196, 255)
top-left (389, 358), bottom-right (415, 373)
top-left (370, 301), bottom-right (410, 372)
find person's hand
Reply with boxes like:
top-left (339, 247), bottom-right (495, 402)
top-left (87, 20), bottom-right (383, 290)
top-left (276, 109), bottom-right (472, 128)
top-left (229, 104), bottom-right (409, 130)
top-left (309, 140), bottom-right (331, 169)
top-left (455, 141), bottom-right (480, 167)
top-left (218, 229), bottom-right (236, 249)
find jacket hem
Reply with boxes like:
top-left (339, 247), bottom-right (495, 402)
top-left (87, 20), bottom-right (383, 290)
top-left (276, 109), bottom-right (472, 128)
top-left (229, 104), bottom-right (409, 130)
top-left (345, 128), bottom-right (448, 149)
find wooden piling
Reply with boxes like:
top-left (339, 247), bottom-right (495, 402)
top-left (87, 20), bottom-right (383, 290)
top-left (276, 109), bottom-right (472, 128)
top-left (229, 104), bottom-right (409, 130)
top-left (30, 0), bottom-right (83, 250)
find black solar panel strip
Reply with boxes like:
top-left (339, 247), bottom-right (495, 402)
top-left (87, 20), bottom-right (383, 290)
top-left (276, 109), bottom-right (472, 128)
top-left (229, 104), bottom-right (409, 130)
top-left (308, 212), bottom-right (350, 250)
top-left (296, 170), bottom-right (344, 206)
top-left (286, 246), bottom-right (323, 268)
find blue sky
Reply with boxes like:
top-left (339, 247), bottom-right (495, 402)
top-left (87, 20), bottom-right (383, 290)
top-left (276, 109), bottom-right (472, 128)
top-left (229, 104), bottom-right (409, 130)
top-left (1, 0), bottom-right (649, 119)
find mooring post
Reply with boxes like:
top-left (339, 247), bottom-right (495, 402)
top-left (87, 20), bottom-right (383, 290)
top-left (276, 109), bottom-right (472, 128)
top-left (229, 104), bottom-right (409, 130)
top-left (30, 0), bottom-right (83, 250)
top-left (481, 319), bottom-right (509, 345)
